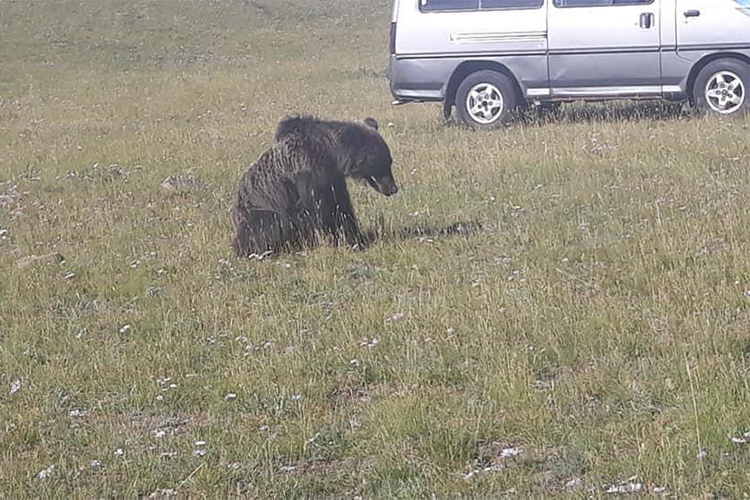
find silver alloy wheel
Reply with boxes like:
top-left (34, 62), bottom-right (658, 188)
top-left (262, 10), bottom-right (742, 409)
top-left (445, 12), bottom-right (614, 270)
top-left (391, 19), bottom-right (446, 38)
top-left (705, 71), bottom-right (746, 114)
top-left (466, 83), bottom-right (504, 124)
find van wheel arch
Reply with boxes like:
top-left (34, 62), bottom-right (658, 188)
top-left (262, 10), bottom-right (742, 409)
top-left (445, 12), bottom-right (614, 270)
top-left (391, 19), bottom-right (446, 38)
top-left (443, 62), bottom-right (525, 119)
top-left (686, 53), bottom-right (750, 105)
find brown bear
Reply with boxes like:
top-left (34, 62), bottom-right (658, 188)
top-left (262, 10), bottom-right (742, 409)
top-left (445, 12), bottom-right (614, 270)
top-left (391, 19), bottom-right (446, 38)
top-left (232, 115), bottom-right (398, 257)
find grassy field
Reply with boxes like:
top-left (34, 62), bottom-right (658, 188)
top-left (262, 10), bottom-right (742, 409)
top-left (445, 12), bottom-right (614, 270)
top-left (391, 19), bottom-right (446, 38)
top-left (2, 0), bottom-right (750, 497)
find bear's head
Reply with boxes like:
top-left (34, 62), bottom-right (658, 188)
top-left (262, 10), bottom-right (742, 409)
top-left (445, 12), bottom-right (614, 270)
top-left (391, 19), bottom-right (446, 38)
top-left (338, 118), bottom-right (399, 197)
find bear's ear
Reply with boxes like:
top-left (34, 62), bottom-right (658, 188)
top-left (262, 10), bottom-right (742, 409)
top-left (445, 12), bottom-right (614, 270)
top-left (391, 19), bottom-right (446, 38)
top-left (363, 117), bottom-right (379, 131)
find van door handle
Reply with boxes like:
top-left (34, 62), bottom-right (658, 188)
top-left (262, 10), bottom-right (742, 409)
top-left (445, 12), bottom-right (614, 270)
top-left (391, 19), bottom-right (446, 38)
top-left (639, 13), bottom-right (654, 29)
top-left (684, 9), bottom-right (700, 17)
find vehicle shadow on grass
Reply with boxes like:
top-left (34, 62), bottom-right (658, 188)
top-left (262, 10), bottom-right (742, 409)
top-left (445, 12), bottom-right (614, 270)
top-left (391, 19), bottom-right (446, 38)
top-left (523, 101), bottom-right (690, 126)
top-left (446, 101), bottom-right (691, 129)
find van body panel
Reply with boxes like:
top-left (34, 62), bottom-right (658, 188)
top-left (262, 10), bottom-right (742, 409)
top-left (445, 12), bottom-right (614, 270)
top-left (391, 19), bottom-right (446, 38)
top-left (390, 54), bottom-right (549, 101)
top-left (676, 0), bottom-right (750, 52)
top-left (548, 2), bottom-right (662, 93)
top-left (394, 1), bottom-right (547, 57)
top-left (390, 56), bottom-right (454, 100)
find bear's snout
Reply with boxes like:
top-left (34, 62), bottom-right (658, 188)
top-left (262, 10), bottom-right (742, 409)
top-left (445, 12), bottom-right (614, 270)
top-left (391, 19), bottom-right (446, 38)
top-left (372, 176), bottom-right (398, 197)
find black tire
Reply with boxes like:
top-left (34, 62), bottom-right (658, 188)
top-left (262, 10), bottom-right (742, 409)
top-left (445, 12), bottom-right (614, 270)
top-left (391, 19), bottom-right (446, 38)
top-left (693, 58), bottom-right (749, 117)
top-left (455, 70), bottom-right (519, 130)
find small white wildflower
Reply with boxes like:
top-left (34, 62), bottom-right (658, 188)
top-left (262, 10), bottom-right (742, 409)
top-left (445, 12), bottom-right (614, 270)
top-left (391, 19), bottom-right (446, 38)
top-left (606, 482), bottom-right (642, 494)
top-left (463, 469), bottom-right (479, 481)
top-left (290, 394), bottom-right (302, 401)
top-left (193, 449), bottom-right (208, 458)
top-left (258, 425), bottom-right (270, 431)
top-left (194, 440), bottom-right (207, 446)
top-left (75, 329), bottom-right (85, 339)
top-left (152, 429), bottom-right (167, 438)
top-left (156, 395), bottom-right (164, 401)
top-left (9, 378), bottom-right (21, 396)
top-left (606, 476), bottom-right (642, 494)
top-left (350, 359), bottom-right (360, 367)
top-left (730, 431), bottom-right (750, 444)
top-left (499, 446), bottom-right (521, 459)
top-left (119, 324), bottom-right (132, 334)
top-left (90, 460), bottom-right (103, 470)
top-left (169, 383), bottom-right (177, 389)
top-left (224, 393), bottom-right (237, 401)
top-left (446, 327), bottom-right (456, 336)
top-left (37, 465), bottom-right (55, 480)
top-left (68, 409), bottom-right (88, 417)
top-left (248, 250), bottom-right (273, 261)
top-left (463, 465), bottom-right (503, 481)
top-left (114, 448), bottom-right (124, 456)
top-left (565, 477), bottom-right (583, 489)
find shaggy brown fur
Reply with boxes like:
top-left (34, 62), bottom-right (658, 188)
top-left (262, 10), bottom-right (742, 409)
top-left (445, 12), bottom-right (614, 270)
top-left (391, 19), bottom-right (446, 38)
top-left (232, 115), bottom-right (398, 257)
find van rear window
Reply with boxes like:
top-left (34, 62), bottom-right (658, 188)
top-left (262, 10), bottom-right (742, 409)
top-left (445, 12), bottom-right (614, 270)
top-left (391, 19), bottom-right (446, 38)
top-left (420, 0), bottom-right (479, 11)
top-left (554, 0), bottom-right (652, 6)
top-left (420, 0), bottom-right (543, 10)
top-left (481, 0), bottom-right (543, 7)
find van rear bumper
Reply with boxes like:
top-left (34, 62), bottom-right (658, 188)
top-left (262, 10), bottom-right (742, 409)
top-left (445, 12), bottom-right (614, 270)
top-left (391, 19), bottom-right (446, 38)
top-left (389, 55), bottom-right (452, 102)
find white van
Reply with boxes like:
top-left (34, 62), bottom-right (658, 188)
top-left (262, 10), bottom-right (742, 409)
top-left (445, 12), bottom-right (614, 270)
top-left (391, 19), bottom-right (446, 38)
top-left (389, 0), bottom-right (750, 128)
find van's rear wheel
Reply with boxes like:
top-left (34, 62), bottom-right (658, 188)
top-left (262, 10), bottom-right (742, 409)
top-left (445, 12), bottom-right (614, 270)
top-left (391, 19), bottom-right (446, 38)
top-left (456, 70), bottom-right (518, 129)
top-left (693, 59), bottom-right (749, 116)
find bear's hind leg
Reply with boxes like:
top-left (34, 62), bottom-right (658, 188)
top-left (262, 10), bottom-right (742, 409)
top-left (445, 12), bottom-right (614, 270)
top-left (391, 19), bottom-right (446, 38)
top-left (234, 210), bottom-right (296, 258)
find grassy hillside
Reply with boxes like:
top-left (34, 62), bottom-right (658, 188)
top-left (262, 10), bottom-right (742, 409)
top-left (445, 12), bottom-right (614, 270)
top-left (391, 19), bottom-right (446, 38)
top-left (1, 0), bottom-right (750, 497)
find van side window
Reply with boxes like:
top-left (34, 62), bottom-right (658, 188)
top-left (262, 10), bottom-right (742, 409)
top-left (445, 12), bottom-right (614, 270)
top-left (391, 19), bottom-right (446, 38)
top-left (420, 0), bottom-right (479, 11)
top-left (420, 0), bottom-right (543, 10)
top-left (482, 0), bottom-right (544, 7)
top-left (554, 0), bottom-right (652, 6)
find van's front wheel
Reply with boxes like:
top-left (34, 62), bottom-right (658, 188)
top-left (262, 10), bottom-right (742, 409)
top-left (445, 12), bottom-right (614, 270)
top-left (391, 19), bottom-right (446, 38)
top-left (693, 59), bottom-right (749, 116)
top-left (456, 70), bottom-right (518, 129)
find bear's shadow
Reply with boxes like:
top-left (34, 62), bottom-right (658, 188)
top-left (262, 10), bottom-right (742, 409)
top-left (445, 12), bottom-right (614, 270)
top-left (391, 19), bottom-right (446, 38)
top-left (363, 220), bottom-right (484, 246)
